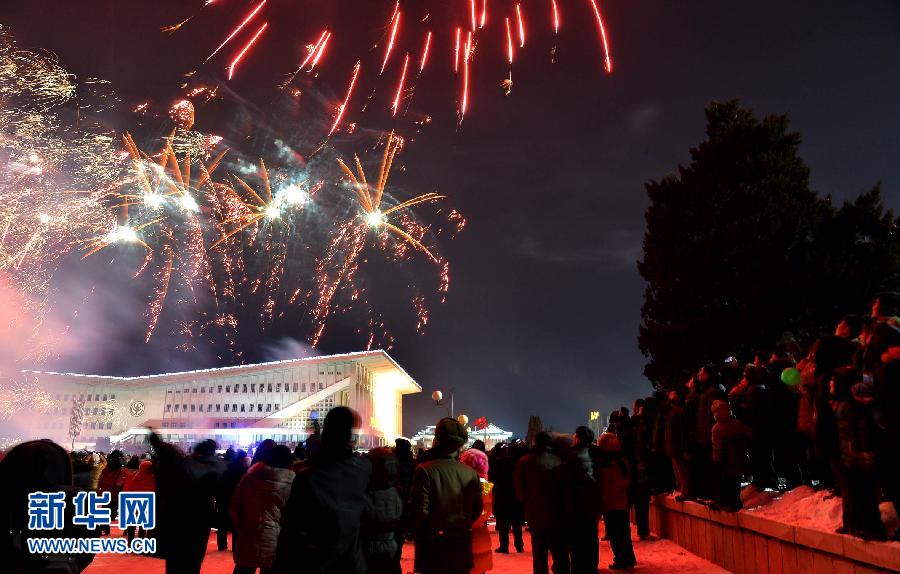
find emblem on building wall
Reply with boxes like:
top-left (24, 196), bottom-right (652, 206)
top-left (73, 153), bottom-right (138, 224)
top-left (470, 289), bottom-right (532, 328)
top-left (129, 400), bottom-right (145, 418)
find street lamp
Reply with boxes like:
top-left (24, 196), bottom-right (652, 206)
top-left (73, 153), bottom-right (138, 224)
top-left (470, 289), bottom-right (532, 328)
top-left (431, 389), bottom-right (454, 418)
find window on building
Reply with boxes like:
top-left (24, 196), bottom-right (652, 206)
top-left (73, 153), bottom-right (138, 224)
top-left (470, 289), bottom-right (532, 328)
top-left (90, 422), bottom-right (96, 429)
top-left (251, 384), bottom-right (255, 393)
top-left (176, 390), bottom-right (181, 394)
top-left (240, 404), bottom-right (245, 412)
top-left (276, 383), bottom-right (281, 392)
top-left (106, 422), bottom-right (112, 429)
top-left (319, 382), bottom-right (324, 391)
top-left (182, 404), bottom-right (186, 411)
top-left (266, 404), bottom-right (272, 412)
top-left (301, 383), bottom-right (306, 393)
top-left (267, 384), bottom-right (273, 392)
top-left (258, 404), bottom-right (263, 412)
top-left (243, 384), bottom-right (248, 393)
top-left (249, 404), bottom-right (254, 412)
top-left (274, 404), bottom-right (280, 411)
top-left (198, 404), bottom-right (203, 412)
top-left (224, 404), bottom-right (229, 412)
top-left (163, 422), bottom-right (169, 428)
top-left (190, 404), bottom-right (196, 412)
top-left (200, 387), bottom-right (205, 393)
top-left (232, 404), bottom-right (237, 412)
top-left (192, 388), bottom-right (197, 394)
top-left (214, 422), bottom-right (219, 428)
top-left (218, 385), bottom-right (223, 393)
top-left (230, 422), bottom-right (236, 428)
top-left (226, 386), bottom-right (230, 393)
top-left (293, 383), bottom-right (298, 392)
top-left (166, 404), bottom-right (172, 412)
top-left (110, 394), bottom-right (115, 399)
top-left (208, 404), bottom-right (212, 412)
top-left (102, 394), bottom-right (107, 401)
top-left (174, 405), bottom-right (179, 412)
top-left (216, 404), bottom-right (221, 412)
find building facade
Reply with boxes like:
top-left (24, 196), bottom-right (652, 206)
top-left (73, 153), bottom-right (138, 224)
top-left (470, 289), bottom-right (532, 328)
top-left (24, 350), bottom-right (420, 450)
top-left (411, 423), bottom-right (513, 452)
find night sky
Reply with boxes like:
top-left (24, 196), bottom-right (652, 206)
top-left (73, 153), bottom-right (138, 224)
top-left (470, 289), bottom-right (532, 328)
top-left (2, 1), bottom-right (899, 437)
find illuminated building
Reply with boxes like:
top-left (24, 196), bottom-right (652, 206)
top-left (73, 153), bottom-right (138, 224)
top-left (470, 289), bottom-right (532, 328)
top-left (24, 350), bottom-right (420, 450)
top-left (411, 422), bottom-right (512, 451)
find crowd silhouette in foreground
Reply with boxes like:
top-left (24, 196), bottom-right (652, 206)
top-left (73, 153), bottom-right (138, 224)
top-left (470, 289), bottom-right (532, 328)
top-left (0, 407), bottom-right (644, 574)
top-left (0, 293), bottom-right (898, 573)
top-left (621, 292), bottom-right (900, 544)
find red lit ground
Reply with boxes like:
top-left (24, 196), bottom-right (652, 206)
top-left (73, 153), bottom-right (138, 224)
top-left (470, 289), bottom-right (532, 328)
top-left (86, 524), bottom-right (725, 573)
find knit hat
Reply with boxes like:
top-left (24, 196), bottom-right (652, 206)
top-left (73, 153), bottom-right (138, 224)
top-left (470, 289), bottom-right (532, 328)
top-left (459, 448), bottom-right (489, 478)
top-left (432, 417), bottom-right (468, 456)
top-left (597, 432), bottom-right (621, 453)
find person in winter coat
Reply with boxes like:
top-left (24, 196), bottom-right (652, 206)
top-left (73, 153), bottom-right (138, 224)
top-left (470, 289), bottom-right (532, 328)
top-left (0, 440), bottom-right (96, 574)
top-left (628, 399), bottom-right (652, 539)
top-left (122, 459), bottom-right (156, 544)
top-left (597, 432), bottom-right (636, 570)
top-left (559, 426), bottom-right (602, 574)
top-left (411, 418), bottom-right (483, 574)
top-left (710, 401), bottom-right (751, 512)
top-left (217, 450), bottom-right (250, 550)
top-left (149, 434), bottom-right (226, 574)
top-left (362, 447), bottom-right (404, 574)
top-left (663, 390), bottom-right (690, 500)
top-left (459, 448), bottom-right (493, 574)
top-left (393, 437), bottom-right (415, 562)
top-left (513, 432), bottom-right (568, 574)
top-left (97, 450), bottom-right (126, 535)
top-left (487, 443), bottom-right (524, 554)
top-left (831, 366), bottom-right (887, 541)
top-left (275, 407), bottom-right (372, 574)
top-left (230, 445), bottom-right (295, 574)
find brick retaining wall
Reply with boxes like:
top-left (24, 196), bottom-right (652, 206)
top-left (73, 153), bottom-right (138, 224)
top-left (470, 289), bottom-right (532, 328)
top-left (648, 495), bottom-right (900, 573)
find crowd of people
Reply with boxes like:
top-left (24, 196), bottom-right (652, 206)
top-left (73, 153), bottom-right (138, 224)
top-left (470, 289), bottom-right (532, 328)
top-left (1, 293), bottom-right (897, 573)
top-left (613, 293), bottom-right (900, 542)
top-left (1, 407), bottom-right (645, 574)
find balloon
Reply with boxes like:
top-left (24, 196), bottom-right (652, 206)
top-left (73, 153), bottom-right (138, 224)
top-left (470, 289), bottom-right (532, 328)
top-left (457, 414), bottom-right (469, 425)
top-left (781, 367), bottom-right (801, 386)
top-left (431, 390), bottom-right (443, 402)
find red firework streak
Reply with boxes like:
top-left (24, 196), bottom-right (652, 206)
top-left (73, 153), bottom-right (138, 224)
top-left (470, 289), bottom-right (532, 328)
top-left (420, 30), bottom-right (432, 72)
top-left (515, 3), bottom-right (526, 47)
top-left (392, 53), bottom-right (410, 116)
top-left (505, 16), bottom-right (514, 64)
top-left (308, 31), bottom-right (331, 71)
top-left (227, 22), bottom-right (268, 80)
top-left (329, 60), bottom-right (361, 135)
top-left (460, 32), bottom-right (471, 118)
top-left (551, 0), bottom-right (560, 34)
top-left (381, 8), bottom-right (401, 74)
top-left (588, 0), bottom-right (613, 73)
top-left (205, 0), bottom-right (266, 62)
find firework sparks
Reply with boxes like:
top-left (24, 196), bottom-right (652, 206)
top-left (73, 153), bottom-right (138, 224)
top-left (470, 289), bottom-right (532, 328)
top-left (205, 0), bottom-right (267, 63)
top-left (328, 60), bottom-right (361, 136)
top-left (380, 7), bottom-right (401, 74)
top-left (336, 132), bottom-right (443, 262)
top-left (391, 53), bottom-right (410, 116)
top-left (588, 0), bottom-right (613, 73)
top-left (227, 22), bottom-right (269, 80)
top-left (419, 31), bottom-right (432, 72)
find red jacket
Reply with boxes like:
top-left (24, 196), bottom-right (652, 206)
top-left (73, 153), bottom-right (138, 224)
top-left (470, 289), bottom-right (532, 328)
top-left (123, 461), bottom-right (156, 492)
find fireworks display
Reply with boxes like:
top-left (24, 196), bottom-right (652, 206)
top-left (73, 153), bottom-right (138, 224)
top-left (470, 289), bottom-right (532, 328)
top-left (0, 0), bottom-right (614, 423)
top-left (0, 21), bottom-right (464, 409)
top-left (171, 0), bottom-right (615, 132)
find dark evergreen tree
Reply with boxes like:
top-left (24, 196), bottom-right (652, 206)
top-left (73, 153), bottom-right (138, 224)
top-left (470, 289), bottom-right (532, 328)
top-left (638, 100), bottom-right (898, 387)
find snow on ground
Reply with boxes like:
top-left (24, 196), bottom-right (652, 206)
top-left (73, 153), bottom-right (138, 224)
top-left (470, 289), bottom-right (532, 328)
top-left (741, 485), bottom-right (900, 544)
top-left (743, 485), bottom-right (843, 532)
top-left (87, 524), bottom-right (727, 573)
